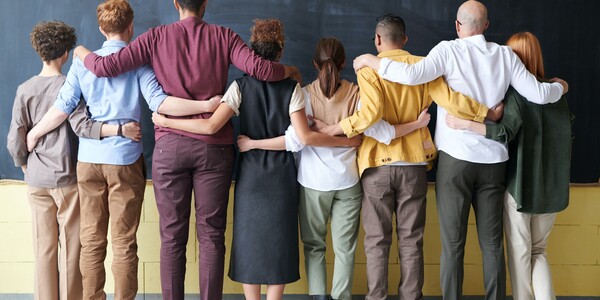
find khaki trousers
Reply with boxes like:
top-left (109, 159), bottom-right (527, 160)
top-left (77, 157), bottom-right (145, 300)
top-left (361, 165), bottom-right (427, 300)
top-left (504, 193), bottom-right (557, 300)
top-left (28, 184), bottom-right (82, 300)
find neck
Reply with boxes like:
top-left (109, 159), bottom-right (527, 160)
top-left (106, 34), bottom-right (129, 43)
top-left (180, 9), bottom-right (200, 20)
top-left (39, 60), bottom-right (63, 77)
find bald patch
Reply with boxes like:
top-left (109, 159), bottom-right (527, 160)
top-left (457, 0), bottom-right (488, 33)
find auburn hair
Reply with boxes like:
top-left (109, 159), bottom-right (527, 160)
top-left (313, 37), bottom-right (345, 98)
top-left (249, 19), bottom-right (284, 61)
top-left (506, 32), bottom-right (545, 79)
top-left (97, 0), bottom-right (134, 34)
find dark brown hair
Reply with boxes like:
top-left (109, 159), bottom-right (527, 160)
top-left (313, 37), bottom-right (345, 98)
top-left (30, 20), bottom-right (76, 63)
top-left (97, 0), bottom-right (134, 34)
top-left (176, 0), bottom-right (206, 12)
top-left (249, 19), bottom-right (284, 61)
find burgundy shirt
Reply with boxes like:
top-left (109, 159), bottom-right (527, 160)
top-left (84, 17), bottom-right (286, 144)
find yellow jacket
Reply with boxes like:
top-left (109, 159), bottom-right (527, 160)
top-left (339, 49), bottom-right (489, 175)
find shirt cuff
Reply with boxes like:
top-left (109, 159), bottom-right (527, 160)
top-left (89, 122), bottom-right (103, 140)
top-left (339, 118), bottom-right (358, 138)
top-left (13, 156), bottom-right (27, 167)
top-left (53, 101), bottom-right (75, 115)
top-left (284, 126), bottom-right (304, 152)
top-left (148, 94), bottom-right (168, 112)
top-left (474, 105), bottom-right (489, 123)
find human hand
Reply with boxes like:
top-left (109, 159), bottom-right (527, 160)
top-left (445, 114), bottom-right (471, 130)
top-left (205, 95), bottom-right (222, 113)
top-left (152, 112), bottom-right (169, 127)
top-left (74, 45), bottom-right (92, 61)
top-left (26, 130), bottom-right (40, 152)
top-left (550, 77), bottom-right (569, 95)
top-left (122, 122), bottom-right (142, 142)
top-left (486, 102), bottom-right (504, 122)
top-left (309, 115), bottom-right (329, 132)
top-left (353, 54), bottom-right (380, 72)
top-left (416, 108), bottom-right (431, 128)
top-left (284, 65), bottom-right (302, 85)
top-left (237, 135), bottom-right (255, 152)
top-left (21, 165), bottom-right (27, 174)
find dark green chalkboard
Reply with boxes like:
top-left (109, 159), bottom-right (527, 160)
top-left (1, 0), bottom-right (598, 182)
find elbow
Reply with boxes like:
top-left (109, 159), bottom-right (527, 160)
top-left (205, 122), bottom-right (220, 135)
top-left (296, 132), bottom-right (311, 146)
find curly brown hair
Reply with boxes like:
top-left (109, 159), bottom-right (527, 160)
top-left (97, 0), bottom-right (134, 34)
top-left (30, 20), bottom-right (76, 63)
top-left (249, 19), bottom-right (284, 61)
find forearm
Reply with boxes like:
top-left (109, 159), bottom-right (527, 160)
top-left (302, 131), bottom-right (358, 147)
top-left (157, 97), bottom-right (216, 116)
top-left (393, 121), bottom-right (423, 138)
top-left (248, 136), bottom-right (286, 151)
top-left (463, 121), bottom-right (486, 135)
top-left (100, 124), bottom-right (118, 137)
top-left (29, 107), bottom-right (69, 141)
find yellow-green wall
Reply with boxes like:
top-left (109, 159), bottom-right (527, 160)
top-left (1, 180), bottom-right (599, 296)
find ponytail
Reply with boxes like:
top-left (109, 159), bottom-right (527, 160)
top-left (313, 37), bottom-right (346, 98)
top-left (317, 58), bottom-right (340, 98)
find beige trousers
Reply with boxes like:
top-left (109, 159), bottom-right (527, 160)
top-left (77, 157), bottom-right (145, 300)
top-left (504, 192), bottom-right (557, 300)
top-left (28, 184), bottom-right (82, 300)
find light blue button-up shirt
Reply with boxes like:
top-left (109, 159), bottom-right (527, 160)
top-left (55, 40), bottom-right (167, 165)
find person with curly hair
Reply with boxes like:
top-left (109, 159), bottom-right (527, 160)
top-left (25, 1), bottom-right (222, 299)
top-left (73, 2), bottom-right (301, 298)
top-left (6, 20), bottom-right (128, 300)
top-left (151, 19), bottom-right (359, 300)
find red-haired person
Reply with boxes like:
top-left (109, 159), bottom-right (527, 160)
top-left (353, 2), bottom-right (569, 299)
top-left (445, 32), bottom-right (572, 300)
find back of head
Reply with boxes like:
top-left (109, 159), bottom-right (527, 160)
top-left (506, 32), bottom-right (545, 79)
top-left (313, 37), bottom-right (345, 98)
top-left (176, 0), bottom-right (206, 12)
top-left (249, 19), bottom-right (284, 62)
top-left (30, 20), bottom-right (76, 63)
top-left (456, 0), bottom-right (488, 35)
top-left (375, 14), bottom-right (406, 48)
top-left (97, 0), bottom-right (134, 34)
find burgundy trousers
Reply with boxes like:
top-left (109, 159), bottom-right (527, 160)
top-left (152, 134), bottom-right (234, 300)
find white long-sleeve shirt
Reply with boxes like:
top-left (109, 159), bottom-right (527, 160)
top-left (378, 34), bottom-right (564, 164)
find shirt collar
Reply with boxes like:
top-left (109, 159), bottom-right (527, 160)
top-left (461, 34), bottom-right (487, 44)
top-left (101, 40), bottom-right (128, 48)
top-left (377, 49), bottom-right (410, 58)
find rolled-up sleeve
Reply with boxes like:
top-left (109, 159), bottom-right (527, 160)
top-left (138, 65), bottom-right (168, 112)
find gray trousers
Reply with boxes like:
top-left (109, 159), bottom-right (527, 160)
top-left (361, 165), bottom-right (428, 300)
top-left (435, 151), bottom-right (506, 300)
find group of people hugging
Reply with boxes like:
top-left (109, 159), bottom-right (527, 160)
top-left (7, 0), bottom-right (572, 300)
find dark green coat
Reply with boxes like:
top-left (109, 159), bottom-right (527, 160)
top-left (486, 86), bottom-right (573, 213)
